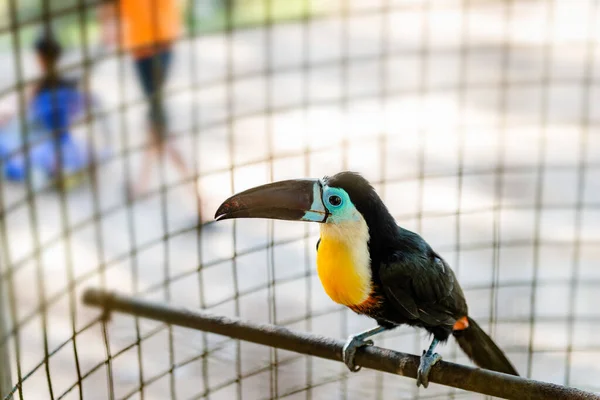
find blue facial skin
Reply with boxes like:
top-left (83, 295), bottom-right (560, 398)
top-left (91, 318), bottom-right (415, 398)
top-left (301, 181), bottom-right (327, 222)
top-left (321, 186), bottom-right (361, 223)
top-left (301, 181), bottom-right (360, 223)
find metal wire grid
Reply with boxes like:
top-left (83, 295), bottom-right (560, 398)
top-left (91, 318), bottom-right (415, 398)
top-left (0, 0), bottom-right (599, 399)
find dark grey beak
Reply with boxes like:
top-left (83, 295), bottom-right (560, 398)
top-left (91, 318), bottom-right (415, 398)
top-left (214, 179), bottom-right (328, 223)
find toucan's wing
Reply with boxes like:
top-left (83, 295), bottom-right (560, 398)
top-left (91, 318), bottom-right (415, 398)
top-left (379, 246), bottom-right (463, 327)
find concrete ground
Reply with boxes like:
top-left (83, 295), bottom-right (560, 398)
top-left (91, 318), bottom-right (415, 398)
top-left (1, 0), bottom-right (600, 399)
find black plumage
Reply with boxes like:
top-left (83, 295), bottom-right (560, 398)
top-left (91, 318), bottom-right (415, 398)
top-left (323, 172), bottom-right (518, 376)
top-left (215, 171), bottom-right (519, 384)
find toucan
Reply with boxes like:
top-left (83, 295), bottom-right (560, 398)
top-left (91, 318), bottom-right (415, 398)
top-left (214, 171), bottom-right (518, 387)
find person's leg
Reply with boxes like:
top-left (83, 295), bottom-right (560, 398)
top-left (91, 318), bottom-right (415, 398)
top-left (132, 48), bottom-right (201, 216)
top-left (131, 53), bottom-right (160, 197)
top-left (150, 49), bottom-right (201, 216)
top-left (163, 141), bottom-right (202, 219)
top-left (129, 139), bottom-right (158, 198)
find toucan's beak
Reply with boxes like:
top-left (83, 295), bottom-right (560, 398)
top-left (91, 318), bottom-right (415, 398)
top-left (214, 179), bottom-right (328, 223)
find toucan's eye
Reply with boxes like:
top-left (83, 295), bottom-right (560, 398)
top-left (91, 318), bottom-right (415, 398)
top-left (328, 195), bottom-right (342, 207)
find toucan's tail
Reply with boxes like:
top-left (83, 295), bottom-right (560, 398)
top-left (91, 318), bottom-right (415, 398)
top-left (452, 316), bottom-right (519, 376)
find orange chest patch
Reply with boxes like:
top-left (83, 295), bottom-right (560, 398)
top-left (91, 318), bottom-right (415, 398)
top-left (347, 294), bottom-right (382, 315)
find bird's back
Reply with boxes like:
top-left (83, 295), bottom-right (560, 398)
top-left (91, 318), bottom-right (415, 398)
top-left (368, 226), bottom-right (469, 338)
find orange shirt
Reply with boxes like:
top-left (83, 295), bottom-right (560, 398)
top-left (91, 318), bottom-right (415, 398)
top-left (118, 0), bottom-right (182, 54)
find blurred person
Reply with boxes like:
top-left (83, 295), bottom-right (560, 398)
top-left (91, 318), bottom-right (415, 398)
top-left (0, 29), bottom-right (94, 189)
top-left (99, 0), bottom-right (201, 218)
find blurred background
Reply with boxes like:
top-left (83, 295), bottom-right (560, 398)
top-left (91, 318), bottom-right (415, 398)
top-left (0, 0), bottom-right (599, 399)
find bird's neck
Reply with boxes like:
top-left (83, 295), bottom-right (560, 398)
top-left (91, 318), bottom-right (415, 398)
top-left (316, 217), bottom-right (372, 307)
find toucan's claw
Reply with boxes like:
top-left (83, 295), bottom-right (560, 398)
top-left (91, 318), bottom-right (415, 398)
top-left (416, 351), bottom-right (442, 388)
top-left (342, 336), bottom-right (374, 372)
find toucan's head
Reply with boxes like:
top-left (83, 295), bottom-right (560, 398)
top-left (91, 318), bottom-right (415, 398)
top-left (214, 171), bottom-right (390, 228)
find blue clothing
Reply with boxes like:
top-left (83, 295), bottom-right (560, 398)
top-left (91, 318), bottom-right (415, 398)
top-left (0, 79), bottom-right (89, 183)
top-left (3, 135), bottom-right (85, 181)
top-left (30, 79), bottom-right (84, 139)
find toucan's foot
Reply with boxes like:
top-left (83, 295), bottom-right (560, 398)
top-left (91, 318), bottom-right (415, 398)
top-left (416, 351), bottom-right (442, 388)
top-left (342, 336), bottom-right (374, 372)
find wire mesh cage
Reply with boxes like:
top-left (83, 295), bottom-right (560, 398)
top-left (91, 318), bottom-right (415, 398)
top-left (0, 0), bottom-right (599, 399)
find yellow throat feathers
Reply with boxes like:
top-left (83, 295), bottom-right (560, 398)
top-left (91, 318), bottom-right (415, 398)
top-left (316, 216), bottom-right (372, 307)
